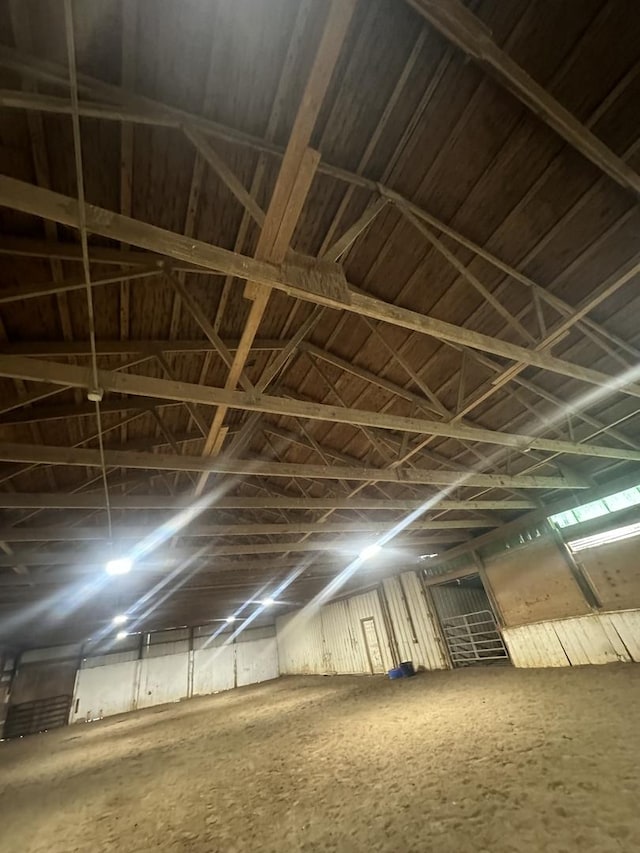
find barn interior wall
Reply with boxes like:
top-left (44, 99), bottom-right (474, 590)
top-left (464, 519), bottom-right (640, 668)
top-left (2, 626), bottom-right (279, 734)
top-left (573, 538), bottom-right (640, 611)
top-left (480, 534), bottom-right (591, 627)
top-left (276, 572), bottom-right (447, 675)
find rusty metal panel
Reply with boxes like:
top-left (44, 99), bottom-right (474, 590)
top-left (503, 622), bottom-right (570, 667)
top-left (600, 610), bottom-right (640, 662)
top-left (382, 573), bottom-right (447, 670)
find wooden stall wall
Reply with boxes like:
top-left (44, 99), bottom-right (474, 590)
top-left (481, 535), bottom-right (590, 627)
top-left (573, 538), bottom-right (640, 611)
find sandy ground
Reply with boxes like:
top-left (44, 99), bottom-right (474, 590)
top-left (1, 665), bottom-right (639, 853)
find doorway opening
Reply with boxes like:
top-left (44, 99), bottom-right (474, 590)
top-left (429, 574), bottom-right (510, 667)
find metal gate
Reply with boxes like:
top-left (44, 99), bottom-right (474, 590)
top-left (3, 694), bottom-right (73, 739)
top-left (440, 610), bottom-right (508, 667)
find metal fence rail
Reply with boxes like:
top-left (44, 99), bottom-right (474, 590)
top-left (441, 609), bottom-right (509, 667)
top-left (3, 694), bottom-right (72, 739)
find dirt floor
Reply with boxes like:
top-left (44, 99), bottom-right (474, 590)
top-left (1, 665), bottom-right (639, 853)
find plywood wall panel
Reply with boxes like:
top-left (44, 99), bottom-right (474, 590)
top-left (575, 538), bottom-right (640, 610)
top-left (483, 536), bottom-right (590, 627)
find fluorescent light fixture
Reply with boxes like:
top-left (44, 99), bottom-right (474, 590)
top-left (419, 553), bottom-right (439, 560)
top-left (105, 557), bottom-right (133, 576)
top-left (225, 616), bottom-right (237, 623)
top-left (359, 543), bottom-right (381, 561)
top-left (116, 630), bottom-right (128, 640)
top-left (568, 520), bottom-right (640, 553)
top-left (112, 614), bottom-right (128, 626)
top-left (261, 597), bottom-right (275, 607)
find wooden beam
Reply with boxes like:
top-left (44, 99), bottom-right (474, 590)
top-left (0, 493), bottom-right (536, 511)
top-left (407, 0), bottom-right (640, 196)
top-left (0, 176), bottom-right (350, 306)
top-left (194, 1), bottom-right (356, 485)
top-left (0, 355), bottom-right (634, 464)
top-left (0, 339), bottom-right (284, 357)
top-left (0, 517), bottom-right (494, 543)
top-left (0, 268), bottom-right (158, 305)
top-left (0, 533), bottom-right (469, 567)
top-left (1, 175), bottom-right (638, 399)
top-left (0, 441), bottom-right (586, 489)
top-left (184, 126), bottom-right (266, 228)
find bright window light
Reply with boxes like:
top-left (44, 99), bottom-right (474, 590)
top-left (225, 616), bottom-right (237, 623)
top-left (112, 614), bottom-right (128, 626)
top-left (105, 557), bottom-right (133, 576)
top-left (568, 520), bottom-right (640, 553)
top-left (359, 543), bottom-right (382, 561)
top-left (261, 597), bottom-right (275, 607)
top-left (549, 484), bottom-right (640, 529)
top-left (116, 630), bottom-right (128, 640)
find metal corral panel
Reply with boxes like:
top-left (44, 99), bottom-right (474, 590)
top-left (553, 616), bottom-right (629, 665)
top-left (70, 659), bottom-right (139, 722)
top-left (276, 610), bottom-right (326, 675)
top-left (136, 653), bottom-right (189, 709)
top-left (600, 610), bottom-right (640, 662)
top-left (192, 645), bottom-right (235, 695)
top-left (321, 599), bottom-right (365, 674)
top-left (236, 638), bottom-right (279, 686)
top-left (503, 622), bottom-right (570, 668)
top-left (382, 573), bottom-right (447, 671)
top-left (429, 585), bottom-right (489, 620)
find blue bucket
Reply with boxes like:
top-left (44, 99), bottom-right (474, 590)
top-left (388, 667), bottom-right (404, 679)
top-left (399, 660), bottom-right (416, 677)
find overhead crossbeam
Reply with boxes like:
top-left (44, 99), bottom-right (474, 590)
top-left (0, 355), bottom-right (634, 464)
top-left (0, 441), bottom-right (585, 489)
top-left (0, 493), bottom-right (536, 511)
top-left (1, 176), bottom-right (639, 402)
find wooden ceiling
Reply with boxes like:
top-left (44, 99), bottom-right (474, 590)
top-left (0, 0), bottom-right (639, 646)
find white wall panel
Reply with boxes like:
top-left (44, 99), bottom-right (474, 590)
top-left (136, 653), bottom-right (189, 709)
top-left (504, 622), bottom-right (569, 668)
top-left (276, 610), bottom-right (326, 675)
top-left (236, 638), bottom-right (279, 687)
top-left (321, 599), bottom-right (366, 674)
top-left (193, 645), bottom-right (235, 695)
top-left (347, 590), bottom-right (394, 672)
top-left (503, 611), bottom-right (639, 667)
top-left (553, 616), bottom-right (627, 666)
top-left (70, 660), bottom-right (139, 722)
top-left (600, 610), bottom-right (640, 662)
top-left (382, 573), bottom-right (447, 671)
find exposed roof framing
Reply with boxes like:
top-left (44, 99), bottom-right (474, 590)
top-left (0, 0), bottom-right (639, 644)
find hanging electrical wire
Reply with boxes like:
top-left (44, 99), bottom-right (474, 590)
top-left (63, 0), bottom-right (113, 538)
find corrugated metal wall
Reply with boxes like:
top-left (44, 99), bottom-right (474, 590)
top-left (382, 574), bottom-right (447, 670)
top-left (277, 572), bottom-right (446, 674)
top-left (64, 626), bottom-right (279, 723)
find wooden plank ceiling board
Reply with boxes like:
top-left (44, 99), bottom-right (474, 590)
top-left (0, 0), bottom-right (639, 644)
